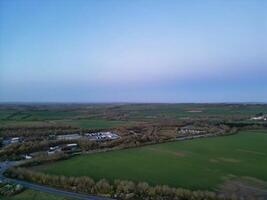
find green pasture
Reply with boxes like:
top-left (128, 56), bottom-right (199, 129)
top-left (0, 108), bottom-right (130, 129)
top-left (1, 104), bottom-right (267, 123)
top-left (0, 110), bottom-right (78, 121)
top-left (64, 119), bottom-right (129, 129)
top-left (121, 104), bottom-right (267, 119)
top-left (36, 130), bottom-right (267, 190)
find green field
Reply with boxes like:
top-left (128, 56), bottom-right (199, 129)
top-left (1, 104), bottom-right (267, 128)
top-left (34, 130), bottom-right (267, 190)
top-left (111, 104), bottom-right (267, 119)
top-left (64, 119), bottom-right (129, 129)
top-left (0, 106), bottom-right (131, 129)
top-left (1, 189), bottom-right (72, 200)
top-left (0, 119), bottom-right (129, 130)
top-left (0, 110), bottom-right (78, 121)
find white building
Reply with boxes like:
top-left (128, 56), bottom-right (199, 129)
top-left (179, 126), bottom-right (206, 135)
top-left (85, 131), bottom-right (120, 141)
top-left (251, 115), bottom-right (267, 121)
top-left (11, 137), bottom-right (20, 144)
top-left (25, 155), bottom-right (32, 160)
top-left (57, 134), bottom-right (82, 140)
top-left (47, 146), bottom-right (61, 155)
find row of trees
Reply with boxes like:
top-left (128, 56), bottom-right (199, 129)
top-left (18, 152), bottom-right (70, 168)
top-left (0, 124), bottom-right (115, 138)
top-left (0, 126), bottom-right (79, 138)
top-left (0, 133), bottom-right (142, 161)
top-left (6, 167), bottom-right (228, 200)
top-left (0, 139), bottom-right (77, 160)
top-left (0, 133), bottom-right (141, 160)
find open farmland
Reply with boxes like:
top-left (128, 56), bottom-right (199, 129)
top-left (34, 129), bottom-right (267, 190)
top-left (63, 119), bottom-right (129, 129)
top-left (1, 103), bottom-right (267, 129)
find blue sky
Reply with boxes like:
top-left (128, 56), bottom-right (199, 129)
top-left (0, 0), bottom-right (266, 102)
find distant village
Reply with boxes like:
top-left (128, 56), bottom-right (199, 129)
top-left (250, 113), bottom-right (267, 121)
top-left (1, 131), bottom-right (120, 160)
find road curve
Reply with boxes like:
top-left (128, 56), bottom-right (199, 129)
top-left (0, 162), bottom-right (115, 200)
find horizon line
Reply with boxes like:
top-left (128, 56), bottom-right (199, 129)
top-left (0, 101), bottom-right (266, 105)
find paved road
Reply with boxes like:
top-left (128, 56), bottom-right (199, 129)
top-left (0, 161), bottom-right (115, 200)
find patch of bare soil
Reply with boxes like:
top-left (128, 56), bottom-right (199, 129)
top-left (209, 159), bottom-right (219, 163)
top-left (237, 148), bottom-right (266, 156)
top-left (187, 110), bottom-right (203, 113)
top-left (218, 157), bottom-right (241, 163)
top-left (147, 147), bottom-right (186, 157)
top-left (175, 152), bottom-right (186, 157)
top-left (218, 177), bottom-right (267, 200)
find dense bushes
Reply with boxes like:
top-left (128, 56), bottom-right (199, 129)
top-left (18, 152), bottom-right (70, 168)
top-left (0, 183), bottom-right (24, 197)
top-left (6, 167), bottom-right (227, 200)
top-left (1, 124), bottom-right (236, 161)
top-left (0, 126), bottom-right (79, 138)
top-left (0, 139), bottom-right (77, 160)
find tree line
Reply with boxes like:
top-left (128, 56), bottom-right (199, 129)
top-left (0, 139), bottom-right (76, 160)
top-left (6, 167), bottom-right (230, 200)
top-left (1, 124), bottom-right (237, 161)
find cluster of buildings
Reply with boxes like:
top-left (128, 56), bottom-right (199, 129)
top-left (47, 145), bottom-right (62, 155)
top-left (47, 131), bottom-right (119, 156)
top-left (250, 114), bottom-right (267, 121)
top-left (2, 137), bottom-right (22, 146)
top-left (56, 131), bottom-right (120, 142)
top-left (56, 134), bottom-right (81, 140)
top-left (47, 143), bottom-right (79, 155)
top-left (20, 143), bottom-right (80, 160)
top-left (178, 125), bottom-right (206, 135)
top-left (85, 131), bottom-right (120, 141)
top-left (1, 131), bottom-right (120, 161)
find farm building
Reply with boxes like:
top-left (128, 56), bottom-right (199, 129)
top-left (85, 131), bottom-right (120, 141)
top-left (47, 146), bottom-right (61, 155)
top-left (2, 137), bottom-right (22, 146)
top-left (61, 143), bottom-right (79, 152)
top-left (57, 134), bottom-right (81, 140)
top-left (250, 115), bottom-right (267, 121)
top-left (179, 125), bottom-right (206, 135)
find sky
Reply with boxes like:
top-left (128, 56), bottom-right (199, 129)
top-left (0, 0), bottom-right (266, 103)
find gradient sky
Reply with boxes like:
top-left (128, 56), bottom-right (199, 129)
top-left (0, 0), bottom-right (266, 103)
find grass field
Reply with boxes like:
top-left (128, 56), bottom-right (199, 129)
top-left (64, 119), bottom-right (129, 129)
top-left (113, 104), bottom-right (267, 119)
top-left (0, 110), bottom-right (78, 121)
top-left (0, 118), bottom-right (129, 129)
top-left (1, 104), bottom-right (267, 127)
top-left (1, 189), bottom-right (72, 200)
top-left (0, 106), bottom-right (131, 129)
top-left (35, 130), bottom-right (267, 190)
